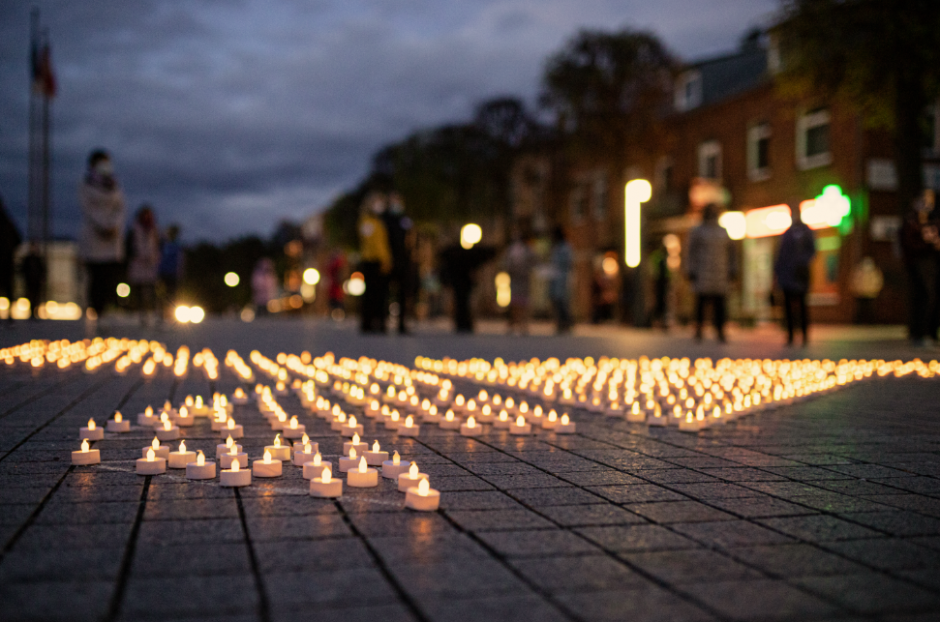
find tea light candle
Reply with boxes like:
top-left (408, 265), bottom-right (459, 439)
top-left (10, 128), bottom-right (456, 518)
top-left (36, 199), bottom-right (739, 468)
top-left (191, 395), bottom-right (211, 416)
top-left (347, 456), bottom-right (379, 487)
top-left (175, 405), bottom-right (194, 427)
top-left (283, 416), bottom-right (306, 439)
top-left (232, 387), bottom-right (248, 405)
top-left (554, 413), bottom-right (576, 434)
top-left (339, 447), bottom-right (360, 472)
top-left (220, 457), bottom-right (251, 487)
top-left (156, 418), bottom-right (180, 441)
top-left (302, 452), bottom-right (331, 479)
top-left (210, 411), bottom-right (229, 431)
top-left (136, 447), bottom-right (167, 475)
top-left (103, 410), bottom-right (129, 432)
top-left (397, 461), bottom-right (428, 491)
top-left (398, 415), bottom-right (420, 437)
top-left (330, 412), bottom-right (346, 431)
top-left (217, 436), bottom-right (243, 458)
top-left (364, 440), bottom-right (388, 466)
top-left (186, 450), bottom-right (216, 479)
top-left (342, 432), bottom-right (368, 456)
top-left (626, 401), bottom-right (646, 423)
top-left (405, 478), bottom-right (440, 511)
top-left (452, 394), bottom-right (466, 412)
top-left (168, 440), bottom-right (196, 468)
top-left (220, 445), bottom-right (249, 469)
top-left (477, 404), bottom-right (495, 423)
top-left (365, 399), bottom-right (381, 417)
top-left (143, 438), bottom-right (170, 460)
top-left (71, 439), bottom-right (100, 465)
top-left (648, 404), bottom-right (666, 426)
top-left (292, 441), bottom-right (318, 465)
top-left (383, 410), bottom-right (401, 430)
top-left (542, 410), bottom-right (558, 430)
top-left (422, 404), bottom-right (441, 423)
top-left (509, 415), bottom-right (532, 435)
top-left (440, 409), bottom-right (461, 430)
top-left (222, 417), bottom-right (243, 439)
top-left (309, 466), bottom-right (342, 498)
top-left (382, 451), bottom-right (409, 479)
top-left (137, 405), bottom-right (157, 426)
top-left (79, 418), bottom-right (104, 441)
top-left (460, 415), bottom-right (482, 437)
top-left (264, 434), bottom-right (291, 461)
top-left (494, 409), bottom-right (511, 429)
top-left (252, 450), bottom-right (283, 477)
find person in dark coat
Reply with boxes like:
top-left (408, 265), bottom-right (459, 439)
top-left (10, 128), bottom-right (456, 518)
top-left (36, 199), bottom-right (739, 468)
top-left (899, 205), bottom-right (936, 346)
top-left (774, 205), bottom-right (816, 345)
top-left (21, 241), bottom-right (46, 320)
top-left (0, 196), bottom-right (22, 325)
top-left (383, 193), bottom-right (414, 334)
top-left (439, 231), bottom-right (496, 333)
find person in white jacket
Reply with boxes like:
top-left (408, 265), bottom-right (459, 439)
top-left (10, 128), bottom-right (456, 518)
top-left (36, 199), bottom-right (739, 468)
top-left (79, 149), bottom-right (126, 320)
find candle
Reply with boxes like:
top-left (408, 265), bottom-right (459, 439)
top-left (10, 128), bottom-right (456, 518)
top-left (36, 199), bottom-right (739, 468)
top-left (342, 432), bottom-right (368, 456)
top-left (384, 410), bottom-right (401, 430)
top-left (460, 415), bottom-right (482, 437)
top-left (340, 415), bottom-right (363, 437)
top-left (330, 412), bottom-right (346, 431)
top-left (364, 440), bottom-right (388, 466)
top-left (191, 395), bottom-right (211, 416)
top-left (542, 410), bottom-right (558, 430)
top-left (398, 415), bottom-right (420, 437)
top-left (79, 418), bottom-right (104, 441)
top-left (156, 418), bottom-right (180, 441)
top-left (219, 444), bottom-right (249, 469)
top-left (679, 411), bottom-right (701, 432)
top-left (494, 409), bottom-right (511, 429)
top-left (365, 399), bottom-right (381, 417)
top-left (252, 450), bottom-right (283, 477)
top-left (137, 405), bottom-right (157, 426)
top-left (217, 436), bottom-right (243, 458)
top-left (422, 404), bottom-right (441, 423)
top-left (309, 466), bottom-right (342, 498)
top-left (232, 387), bottom-right (248, 405)
top-left (264, 434), bottom-right (291, 461)
top-left (397, 461), bottom-right (428, 491)
top-left (339, 447), bottom-right (360, 472)
top-left (143, 438), bottom-right (170, 460)
top-left (292, 441), bottom-right (317, 465)
top-left (186, 450), bottom-right (216, 480)
top-left (222, 417), bottom-right (243, 439)
top-left (477, 404), bottom-right (495, 424)
top-left (347, 456), bottom-right (379, 488)
top-left (210, 411), bottom-right (229, 431)
top-left (382, 451), bottom-right (409, 479)
top-left (136, 447), bottom-right (167, 475)
top-left (168, 440), bottom-right (196, 468)
top-left (175, 405), bottom-right (194, 427)
top-left (283, 416), bottom-right (306, 439)
top-left (404, 477), bottom-right (440, 511)
top-left (453, 394), bottom-right (465, 412)
top-left (220, 457), bottom-right (251, 487)
top-left (71, 439), bottom-right (100, 465)
top-left (440, 409), bottom-right (461, 430)
top-left (302, 452), bottom-right (331, 479)
top-left (648, 404), bottom-right (666, 427)
top-left (626, 401), bottom-right (646, 423)
top-left (106, 411), bottom-right (130, 433)
top-left (509, 415), bottom-right (532, 436)
top-left (554, 413), bottom-right (576, 434)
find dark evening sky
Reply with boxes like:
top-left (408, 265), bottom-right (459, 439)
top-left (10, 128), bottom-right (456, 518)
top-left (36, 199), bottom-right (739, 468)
top-left (0, 0), bottom-right (778, 242)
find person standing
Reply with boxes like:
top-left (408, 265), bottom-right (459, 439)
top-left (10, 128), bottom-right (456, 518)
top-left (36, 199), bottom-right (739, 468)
top-left (326, 249), bottom-right (347, 320)
top-left (358, 193), bottom-right (392, 333)
top-left (549, 226), bottom-right (573, 334)
top-left (439, 229), bottom-right (495, 333)
top-left (774, 205), bottom-right (816, 345)
top-left (687, 204), bottom-right (736, 342)
top-left (650, 239), bottom-right (670, 330)
top-left (21, 242), bottom-right (45, 320)
top-left (251, 258), bottom-right (278, 316)
top-left (127, 205), bottom-right (161, 326)
top-left (0, 195), bottom-right (22, 325)
top-left (158, 225), bottom-right (183, 322)
top-left (383, 192), bottom-right (414, 334)
top-left (503, 232), bottom-right (536, 334)
top-left (899, 203), bottom-right (936, 346)
top-left (79, 149), bottom-right (126, 323)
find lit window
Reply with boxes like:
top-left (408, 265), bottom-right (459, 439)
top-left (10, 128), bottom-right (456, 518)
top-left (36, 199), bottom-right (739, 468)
top-left (748, 123), bottom-right (772, 181)
top-left (674, 70), bottom-right (702, 112)
top-left (797, 107), bottom-right (832, 170)
top-left (698, 140), bottom-right (722, 180)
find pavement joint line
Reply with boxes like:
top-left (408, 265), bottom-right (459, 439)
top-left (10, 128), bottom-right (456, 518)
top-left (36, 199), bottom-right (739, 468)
top-left (332, 498), bottom-right (432, 622)
top-left (0, 368), bottom-right (83, 421)
top-left (105, 474), bottom-right (151, 622)
top-left (234, 487), bottom-right (272, 622)
top-left (0, 464), bottom-right (74, 561)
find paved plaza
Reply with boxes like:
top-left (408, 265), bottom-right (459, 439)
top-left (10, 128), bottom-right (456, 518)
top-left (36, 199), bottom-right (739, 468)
top-left (2, 319), bottom-right (940, 622)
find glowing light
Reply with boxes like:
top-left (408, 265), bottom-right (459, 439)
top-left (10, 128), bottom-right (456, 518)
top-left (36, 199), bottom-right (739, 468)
top-left (189, 306), bottom-right (205, 324)
top-left (495, 272), bottom-right (511, 307)
top-left (358, 456), bottom-right (367, 473)
top-left (404, 415), bottom-right (414, 428)
top-left (352, 432), bottom-right (360, 445)
top-left (175, 305), bottom-right (192, 323)
top-left (273, 434), bottom-right (281, 448)
top-left (745, 204), bottom-right (791, 238)
top-left (231, 458), bottom-right (240, 472)
top-left (313, 452), bottom-right (322, 466)
top-left (179, 440), bottom-right (186, 452)
top-left (321, 466), bottom-right (332, 483)
top-left (289, 416), bottom-right (298, 429)
top-left (409, 462), bottom-right (418, 478)
top-left (372, 440), bottom-right (380, 452)
top-left (625, 179), bottom-right (652, 268)
top-left (151, 438), bottom-right (160, 451)
top-left (460, 223), bottom-right (483, 249)
top-left (417, 477), bottom-right (430, 497)
top-left (116, 283), bottom-right (131, 298)
top-left (264, 450), bottom-right (272, 464)
top-left (560, 414), bottom-right (570, 425)
top-left (114, 412), bottom-right (122, 423)
top-left (224, 272), bottom-right (240, 287)
top-left (147, 448), bottom-right (155, 462)
top-left (349, 447), bottom-right (357, 459)
top-left (226, 435), bottom-right (234, 448)
top-left (227, 418), bottom-right (235, 430)
top-left (515, 415), bottom-right (525, 426)
top-left (197, 450), bottom-right (205, 466)
top-left (466, 415), bottom-right (476, 428)
top-left (81, 439), bottom-right (89, 453)
top-left (87, 418), bottom-right (96, 431)
top-left (303, 268), bottom-right (320, 285)
top-left (718, 211), bottom-right (747, 240)
top-left (392, 451), bottom-right (400, 466)
top-left (345, 273), bottom-right (366, 296)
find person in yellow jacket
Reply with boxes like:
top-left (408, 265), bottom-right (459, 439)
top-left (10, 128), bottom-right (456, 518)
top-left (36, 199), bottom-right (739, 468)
top-left (358, 192), bottom-right (392, 333)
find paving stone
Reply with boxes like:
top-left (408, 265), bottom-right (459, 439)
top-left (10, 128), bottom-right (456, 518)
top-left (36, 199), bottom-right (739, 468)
top-left (671, 520), bottom-right (796, 549)
top-left (419, 593), bottom-right (568, 622)
top-left (756, 515), bottom-right (884, 542)
top-left (556, 470), bottom-right (646, 486)
top-left (510, 554), bottom-right (651, 592)
top-left (0, 579), bottom-right (113, 622)
top-left (626, 500), bottom-right (736, 524)
top-left (131, 542), bottom-right (251, 577)
top-left (587, 484), bottom-right (686, 504)
top-left (792, 574), bottom-right (940, 615)
top-left (822, 539), bottom-right (940, 571)
top-left (679, 579), bottom-right (838, 621)
top-left (477, 528), bottom-right (599, 557)
top-left (728, 543), bottom-right (872, 577)
top-left (138, 518), bottom-right (245, 545)
top-left (538, 503), bottom-right (648, 527)
top-left (623, 548), bottom-right (765, 584)
top-left (445, 508), bottom-right (555, 532)
top-left (506, 486), bottom-right (606, 506)
top-left (705, 495), bottom-right (816, 518)
top-left (557, 585), bottom-right (717, 622)
top-left (392, 558), bottom-right (526, 597)
top-left (122, 575), bottom-right (259, 619)
top-left (576, 524), bottom-right (697, 553)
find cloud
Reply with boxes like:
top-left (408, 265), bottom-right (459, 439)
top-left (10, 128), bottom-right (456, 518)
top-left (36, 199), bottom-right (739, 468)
top-left (0, 0), bottom-right (777, 242)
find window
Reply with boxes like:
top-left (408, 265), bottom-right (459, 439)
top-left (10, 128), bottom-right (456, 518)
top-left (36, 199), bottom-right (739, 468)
top-left (569, 184), bottom-right (586, 221)
top-left (698, 140), bottom-right (722, 180)
top-left (674, 70), bottom-right (702, 112)
top-left (747, 123), bottom-right (772, 181)
top-left (796, 107), bottom-right (832, 170)
top-left (592, 175), bottom-right (608, 221)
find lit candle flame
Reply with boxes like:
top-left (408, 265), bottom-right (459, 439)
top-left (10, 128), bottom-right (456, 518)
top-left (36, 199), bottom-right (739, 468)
top-left (179, 440), bottom-right (186, 452)
top-left (352, 432), bottom-right (360, 444)
top-left (405, 415), bottom-right (413, 428)
top-left (81, 439), bottom-right (89, 453)
top-left (561, 414), bottom-right (570, 425)
top-left (164, 420), bottom-right (172, 431)
top-left (231, 458), bottom-right (240, 472)
top-left (358, 456), bottom-right (367, 473)
top-left (87, 418), bottom-right (96, 430)
top-left (196, 450), bottom-right (205, 466)
top-left (301, 433), bottom-right (309, 445)
top-left (230, 444), bottom-right (237, 456)
top-left (303, 442), bottom-right (311, 454)
top-left (289, 416), bottom-right (298, 429)
top-left (409, 462), bottom-right (418, 478)
top-left (114, 412), bottom-right (123, 423)
top-left (372, 440), bottom-right (380, 452)
top-left (274, 434), bottom-right (281, 448)
top-left (467, 416), bottom-right (476, 428)
top-left (264, 450), bottom-right (272, 464)
top-left (145, 406), bottom-right (153, 416)
top-left (226, 435), bottom-right (234, 448)
top-left (515, 415), bottom-right (525, 427)
top-left (321, 466), bottom-right (331, 483)
top-left (418, 477), bottom-right (430, 497)
top-left (147, 447), bottom-right (155, 461)
top-left (392, 451), bottom-right (400, 466)
top-left (445, 410), bottom-right (454, 421)
top-left (180, 406), bottom-right (188, 418)
top-left (349, 447), bottom-right (357, 459)
top-left (348, 415), bottom-right (357, 427)
top-left (499, 410), bottom-right (508, 421)
top-left (227, 418), bottom-right (235, 430)
top-left (548, 410), bottom-right (557, 422)
top-left (151, 437), bottom-right (160, 450)
top-left (313, 452), bottom-right (321, 466)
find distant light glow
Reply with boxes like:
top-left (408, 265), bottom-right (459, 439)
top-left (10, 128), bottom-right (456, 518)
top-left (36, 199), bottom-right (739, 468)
top-left (460, 224), bottom-right (482, 249)
top-left (116, 283), bottom-right (131, 298)
top-left (224, 272), bottom-right (240, 287)
top-left (624, 179), bottom-right (651, 268)
top-left (718, 211), bottom-right (747, 240)
top-left (303, 268), bottom-right (320, 285)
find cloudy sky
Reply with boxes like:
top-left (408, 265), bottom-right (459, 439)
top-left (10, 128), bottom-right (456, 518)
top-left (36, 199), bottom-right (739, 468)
top-left (0, 0), bottom-right (778, 243)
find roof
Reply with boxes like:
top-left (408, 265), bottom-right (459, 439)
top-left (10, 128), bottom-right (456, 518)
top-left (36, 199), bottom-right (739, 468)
top-left (685, 43), bottom-right (769, 108)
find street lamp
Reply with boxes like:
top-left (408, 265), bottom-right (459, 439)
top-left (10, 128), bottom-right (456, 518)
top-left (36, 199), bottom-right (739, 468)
top-left (460, 224), bottom-right (482, 249)
top-left (224, 272), bottom-right (240, 287)
top-left (624, 179), bottom-right (651, 268)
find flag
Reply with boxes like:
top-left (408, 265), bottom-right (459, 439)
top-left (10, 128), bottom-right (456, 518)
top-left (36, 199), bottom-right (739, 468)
top-left (31, 41), bottom-right (56, 99)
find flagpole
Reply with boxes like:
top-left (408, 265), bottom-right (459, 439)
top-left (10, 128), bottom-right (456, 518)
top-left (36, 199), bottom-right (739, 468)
top-left (41, 27), bottom-right (51, 261)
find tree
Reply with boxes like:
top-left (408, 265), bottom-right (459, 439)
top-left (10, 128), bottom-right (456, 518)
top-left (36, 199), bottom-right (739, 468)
top-left (540, 28), bottom-right (676, 171)
top-left (775, 0), bottom-right (940, 213)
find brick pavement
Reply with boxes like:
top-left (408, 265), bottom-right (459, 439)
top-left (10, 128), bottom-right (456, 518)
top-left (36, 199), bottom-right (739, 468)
top-left (1, 320), bottom-right (940, 622)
